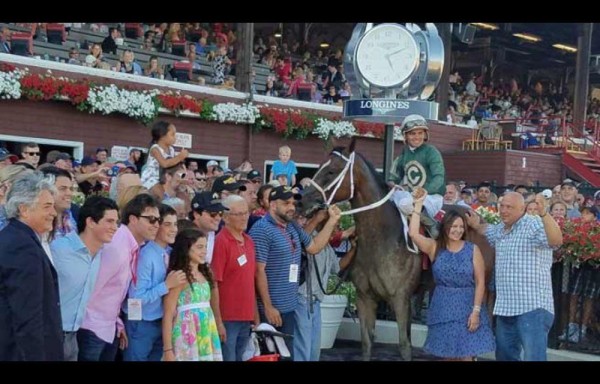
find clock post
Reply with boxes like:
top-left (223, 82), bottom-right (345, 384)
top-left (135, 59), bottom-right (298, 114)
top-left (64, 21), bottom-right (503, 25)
top-left (343, 23), bottom-right (445, 181)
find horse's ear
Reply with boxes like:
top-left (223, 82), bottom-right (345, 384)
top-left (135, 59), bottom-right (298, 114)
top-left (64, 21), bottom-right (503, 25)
top-left (348, 137), bottom-right (357, 154)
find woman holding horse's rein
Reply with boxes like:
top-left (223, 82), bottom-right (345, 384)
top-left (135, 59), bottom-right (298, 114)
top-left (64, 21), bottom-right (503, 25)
top-left (409, 187), bottom-right (495, 361)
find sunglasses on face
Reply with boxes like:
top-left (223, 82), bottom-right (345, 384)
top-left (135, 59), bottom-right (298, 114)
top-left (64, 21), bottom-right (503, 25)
top-left (139, 215), bottom-right (163, 225)
top-left (25, 152), bottom-right (40, 156)
top-left (196, 178), bottom-right (207, 181)
top-left (208, 211), bottom-right (224, 218)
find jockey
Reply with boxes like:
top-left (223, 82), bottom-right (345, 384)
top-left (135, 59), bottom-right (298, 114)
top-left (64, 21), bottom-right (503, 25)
top-left (389, 114), bottom-right (445, 238)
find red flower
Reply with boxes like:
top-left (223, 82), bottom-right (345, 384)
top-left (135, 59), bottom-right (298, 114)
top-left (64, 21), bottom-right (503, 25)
top-left (559, 218), bottom-right (600, 267)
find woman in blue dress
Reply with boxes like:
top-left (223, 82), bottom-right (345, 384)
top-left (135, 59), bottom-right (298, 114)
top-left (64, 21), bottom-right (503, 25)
top-left (409, 187), bottom-right (495, 360)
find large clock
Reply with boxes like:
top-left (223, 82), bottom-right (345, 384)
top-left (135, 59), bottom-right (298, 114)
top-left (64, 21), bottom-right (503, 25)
top-left (355, 23), bottom-right (419, 89)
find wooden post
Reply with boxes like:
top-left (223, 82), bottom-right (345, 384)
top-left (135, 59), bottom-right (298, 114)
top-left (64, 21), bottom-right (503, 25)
top-left (236, 23), bottom-right (254, 93)
top-left (573, 23), bottom-right (593, 135)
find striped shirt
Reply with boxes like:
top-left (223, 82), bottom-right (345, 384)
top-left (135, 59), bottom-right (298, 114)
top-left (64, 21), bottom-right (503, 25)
top-left (249, 214), bottom-right (312, 314)
top-left (485, 214), bottom-right (554, 316)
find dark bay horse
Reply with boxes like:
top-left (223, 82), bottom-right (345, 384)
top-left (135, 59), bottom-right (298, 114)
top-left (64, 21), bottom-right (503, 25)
top-left (301, 140), bottom-right (494, 361)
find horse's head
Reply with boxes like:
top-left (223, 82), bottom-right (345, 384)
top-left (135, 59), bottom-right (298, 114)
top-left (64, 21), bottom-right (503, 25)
top-left (300, 138), bottom-right (357, 217)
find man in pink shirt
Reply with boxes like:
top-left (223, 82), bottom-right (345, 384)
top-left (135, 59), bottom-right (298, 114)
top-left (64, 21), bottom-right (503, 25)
top-left (77, 193), bottom-right (160, 361)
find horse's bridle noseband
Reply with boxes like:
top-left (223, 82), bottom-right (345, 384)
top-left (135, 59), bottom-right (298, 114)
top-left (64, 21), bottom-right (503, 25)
top-left (309, 151), bottom-right (395, 216)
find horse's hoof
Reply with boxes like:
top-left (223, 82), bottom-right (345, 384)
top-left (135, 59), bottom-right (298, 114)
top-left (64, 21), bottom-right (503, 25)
top-left (400, 348), bottom-right (412, 361)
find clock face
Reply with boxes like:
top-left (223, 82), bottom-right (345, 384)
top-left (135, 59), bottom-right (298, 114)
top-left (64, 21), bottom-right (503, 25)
top-left (355, 24), bottom-right (419, 88)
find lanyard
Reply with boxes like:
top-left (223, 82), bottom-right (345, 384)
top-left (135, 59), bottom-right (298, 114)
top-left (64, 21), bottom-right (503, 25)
top-left (277, 225), bottom-right (296, 254)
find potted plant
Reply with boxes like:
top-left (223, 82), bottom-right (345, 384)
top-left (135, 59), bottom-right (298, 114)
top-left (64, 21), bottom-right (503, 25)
top-left (320, 275), bottom-right (356, 349)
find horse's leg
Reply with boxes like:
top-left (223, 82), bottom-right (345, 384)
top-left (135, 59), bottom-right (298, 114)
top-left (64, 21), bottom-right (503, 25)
top-left (391, 289), bottom-right (413, 361)
top-left (356, 293), bottom-right (378, 361)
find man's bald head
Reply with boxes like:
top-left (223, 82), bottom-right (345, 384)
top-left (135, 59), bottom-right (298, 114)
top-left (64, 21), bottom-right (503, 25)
top-left (499, 192), bottom-right (525, 227)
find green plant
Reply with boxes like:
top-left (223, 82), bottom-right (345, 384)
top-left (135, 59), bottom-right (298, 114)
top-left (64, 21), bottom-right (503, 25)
top-left (327, 274), bottom-right (356, 314)
top-left (337, 202), bottom-right (354, 230)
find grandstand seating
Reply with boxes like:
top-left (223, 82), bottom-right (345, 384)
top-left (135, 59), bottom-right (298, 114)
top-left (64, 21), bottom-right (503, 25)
top-left (10, 33), bottom-right (32, 56)
top-left (46, 23), bottom-right (66, 44)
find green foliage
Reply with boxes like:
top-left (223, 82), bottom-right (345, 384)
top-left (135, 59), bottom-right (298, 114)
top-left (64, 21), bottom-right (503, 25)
top-left (337, 202), bottom-right (354, 230)
top-left (327, 274), bottom-right (356, 313)
top-left (199, 99), bottom-right (214, 121)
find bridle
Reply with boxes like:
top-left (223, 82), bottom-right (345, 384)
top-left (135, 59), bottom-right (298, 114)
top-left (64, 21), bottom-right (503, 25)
top-left (308, 151), bottom-right (395, 216)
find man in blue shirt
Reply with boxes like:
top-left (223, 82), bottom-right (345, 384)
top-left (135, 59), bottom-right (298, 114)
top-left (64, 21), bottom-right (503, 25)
top-left (122, 204), bottom-right (187, 361)
top-left (50, 196), bottom-right (120, 361)
top-left (249, 186), bottom-right (341, 358)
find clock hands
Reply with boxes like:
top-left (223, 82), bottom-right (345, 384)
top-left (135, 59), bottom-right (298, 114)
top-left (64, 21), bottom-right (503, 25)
top-left (384, 47), bottom-right (407, 71)
top-left (387, 46), bottom-right (407, 58)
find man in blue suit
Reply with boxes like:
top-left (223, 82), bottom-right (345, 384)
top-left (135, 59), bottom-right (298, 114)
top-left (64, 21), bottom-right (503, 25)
top-left (0, 172), bottom-right (64, 361)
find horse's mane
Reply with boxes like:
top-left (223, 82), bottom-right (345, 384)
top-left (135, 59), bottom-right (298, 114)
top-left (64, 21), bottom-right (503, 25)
top-left (357, 153), bottom-right (389, 194)
top-left (330, 146), bottom-right (388, 195)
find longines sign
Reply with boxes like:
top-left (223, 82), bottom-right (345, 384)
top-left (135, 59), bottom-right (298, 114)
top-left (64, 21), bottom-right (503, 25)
top-left (343, 99), bottom-right (439, 123)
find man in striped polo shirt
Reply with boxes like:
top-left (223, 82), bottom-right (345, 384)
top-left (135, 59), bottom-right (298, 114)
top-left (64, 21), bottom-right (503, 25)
top-left (249, 186), bottom-right (341, 358)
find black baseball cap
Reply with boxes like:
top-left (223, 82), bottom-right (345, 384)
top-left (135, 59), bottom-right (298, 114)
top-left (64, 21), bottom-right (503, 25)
top-left (191, 191), bottom-right (228, 213)
top-left (212, 175), bottom-right (247, 193)
top-left (55, 152), bottom-right (72, 162)
top-left (269, 186), bottom-right (302, 202)
top-left (80, 156), bottom-right (98, 167)
top-left (247, 170), bottom-right (261, 181)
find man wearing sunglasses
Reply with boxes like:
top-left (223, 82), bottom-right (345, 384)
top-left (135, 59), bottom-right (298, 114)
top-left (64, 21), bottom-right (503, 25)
top-left (389, 114), bottom-right (446, 239)
top-left (20, 142), bottom-right (41, 168)
top-left (190, 191), bottom-right (228, 264)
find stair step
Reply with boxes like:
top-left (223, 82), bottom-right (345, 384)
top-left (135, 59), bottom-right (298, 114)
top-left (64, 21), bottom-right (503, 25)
top-left (570, 153), bottom-right (595, 159)
top-left (583, 162), bottom-right (600, 168)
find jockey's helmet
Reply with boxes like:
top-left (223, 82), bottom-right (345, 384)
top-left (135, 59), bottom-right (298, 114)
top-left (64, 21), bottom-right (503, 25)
top-left (400, 114), bottom-right (429, 140)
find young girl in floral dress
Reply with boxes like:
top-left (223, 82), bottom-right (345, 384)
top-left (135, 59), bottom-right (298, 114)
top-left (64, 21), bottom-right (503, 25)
top-left (162, 229), bottom-right (223, 361)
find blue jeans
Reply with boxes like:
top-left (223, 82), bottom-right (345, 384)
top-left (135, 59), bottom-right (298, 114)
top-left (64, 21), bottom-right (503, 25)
top-left (495, 308), bottom-right (554, 361)
top-left (123, 319), bottom-right (163, 361)
top-left (293, 295), bottom-right (321, 361)
top-left (222, 321), bottom-right (252, 361)
top-left (77, 328), bottom-right (119, 361)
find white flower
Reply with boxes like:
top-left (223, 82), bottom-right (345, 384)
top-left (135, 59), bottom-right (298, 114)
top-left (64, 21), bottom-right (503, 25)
top-left (0, 68), bottom-right (26, 100)
top-left (87, 84), bottom-right (157, 121)
top-left (313, 118), bottom-right (356, 139)
top-left (211, 102), bottom-right (260, 124)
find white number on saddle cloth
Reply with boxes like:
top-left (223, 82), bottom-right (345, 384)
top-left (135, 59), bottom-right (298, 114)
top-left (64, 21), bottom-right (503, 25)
top-left (127, 298), bottom-right (143, 321)
top-left (237, 254), bottom-right (247, 266)
top-left (289, 264), bottom-right (298, 283)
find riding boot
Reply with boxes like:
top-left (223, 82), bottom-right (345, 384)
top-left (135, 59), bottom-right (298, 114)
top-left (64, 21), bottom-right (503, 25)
top-left (420, 211), bottom-right (440, 239)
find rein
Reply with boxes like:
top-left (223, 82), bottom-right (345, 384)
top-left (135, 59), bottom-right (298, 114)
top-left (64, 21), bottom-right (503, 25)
top-left (309, 151), bottom-right (395, 216)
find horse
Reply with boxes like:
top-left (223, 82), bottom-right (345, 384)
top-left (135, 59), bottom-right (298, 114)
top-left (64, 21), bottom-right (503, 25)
top-left (300, 139), bottom-right (495, 361)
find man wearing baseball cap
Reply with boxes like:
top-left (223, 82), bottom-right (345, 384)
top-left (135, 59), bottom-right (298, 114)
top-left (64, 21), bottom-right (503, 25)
top-left (0, 148), bottom-right (18, 170)
top-left (560, 178), bottom-right (581, 219)
top-left (389, 114), bottom-right (445, 238)
top-left (248, 185), bottom-right (342, 359)
top-left (212, 175), bottom-right (246, 199)
top-left (190, 191), bottom-right (228, 264)
top-left (206, 160), bottom-right (219, 176)
top-left (246, 170), bottom-right (262, 185)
